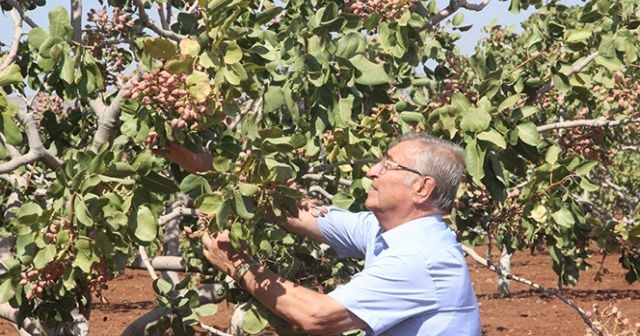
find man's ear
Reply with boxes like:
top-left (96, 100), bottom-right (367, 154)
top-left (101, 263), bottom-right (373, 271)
top-left (412, 177), bottom-right (436, 205)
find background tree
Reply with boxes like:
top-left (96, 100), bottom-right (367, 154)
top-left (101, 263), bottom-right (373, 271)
top-left (0, 0), bottom-right (638, 335)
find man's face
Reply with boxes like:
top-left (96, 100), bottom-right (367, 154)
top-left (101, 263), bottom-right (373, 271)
top-left (365, 140), bottom-right (422, 215)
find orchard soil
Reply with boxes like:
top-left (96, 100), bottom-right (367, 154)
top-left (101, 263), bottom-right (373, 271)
top-left (1, 250), bottom-right (639, 335)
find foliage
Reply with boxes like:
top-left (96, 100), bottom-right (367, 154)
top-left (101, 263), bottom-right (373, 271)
top-left (0, 0), bottom-right (638, 334)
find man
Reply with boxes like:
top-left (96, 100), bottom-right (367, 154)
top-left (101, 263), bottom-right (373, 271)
top-left (165, 132), bottom-right (481, 335)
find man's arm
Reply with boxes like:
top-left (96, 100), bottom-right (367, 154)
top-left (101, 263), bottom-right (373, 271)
top-left (202, 231), bottom-right (367, 334)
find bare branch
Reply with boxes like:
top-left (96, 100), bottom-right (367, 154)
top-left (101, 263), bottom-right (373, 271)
top-left (309, 185), bottom-right (334, 200)
top-left (199, 323), bottom-right (234, 336)
top-left (0, 109), bottom-right (62, 173)
top-left (1, 0), bottom-right (38, 28)
top-left (137, 246), bottom-right (159, 280)
top-left (0, 303), bottom-right (44, 335)
top-left (302, 173), bottom-right (353, 186)
top-left (462, 245), bottom-right (604, 336)
top-left (0, 10), bottom-right (22, 73)
top-left (134, 0), bottom-right (185, 42)
top-left (157, 2), bottom-right (168, 29)
top-left (159, 206), bottom-right (201, 225)
top-left (90, 75), bottom-right (140, 151)
top-left (70, 0), bottom-right (82, 43)
top-left (535, 51), bottom-right (599, 100)
top-left (166, 0), bottom-right (173, 26)
top-left (537, 117), bottom-right (640, 133)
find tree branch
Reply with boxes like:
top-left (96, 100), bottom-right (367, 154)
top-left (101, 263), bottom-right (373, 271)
top-left (138, 246), bottom-right (159, 280)
top-left (134, 0), bottom-right (185, 42)
top-left (537, 117), bottom-right (640, 133)
top-left (90, 76), bottom-right (140, 152)
top-left (70, 0), bottom-right (82, 43)
top-left (462, 245), bottom-right (604, 336)
top-left (424, 0), bottom-right (490, 29)
top-left (1, 0), bottom-right (38, 28)
top-left (0, 10), bottom-right (22, 73)
top-left (301, 173), bottom-right (353, 186)
top-left (0, 109), bottom-right (62, 173)
top-left (157, 2), bottom-right (168, 30)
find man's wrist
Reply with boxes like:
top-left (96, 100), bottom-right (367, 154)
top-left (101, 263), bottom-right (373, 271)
top-left (233, 260), bottom-right (261, 288)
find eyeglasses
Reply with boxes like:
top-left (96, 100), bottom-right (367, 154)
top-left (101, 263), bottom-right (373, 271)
top-left (377, 157), bottom-right (424, 176)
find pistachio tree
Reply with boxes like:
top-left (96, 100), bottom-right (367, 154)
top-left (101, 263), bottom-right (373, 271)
top-left (0, 0), bottom-right (638, 334)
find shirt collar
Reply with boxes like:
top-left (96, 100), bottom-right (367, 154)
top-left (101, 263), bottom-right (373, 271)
top-left (379, 215), bottom-right (446, 248)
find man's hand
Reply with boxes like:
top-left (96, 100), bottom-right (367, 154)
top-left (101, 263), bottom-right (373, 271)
top-left (201, 230), bottom-right (253, 277)
top-left (146, 132), bottom-right (213, 173)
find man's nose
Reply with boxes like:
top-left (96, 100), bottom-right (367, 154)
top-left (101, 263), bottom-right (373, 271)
top-left (367, 161), bottom-right (382, 178)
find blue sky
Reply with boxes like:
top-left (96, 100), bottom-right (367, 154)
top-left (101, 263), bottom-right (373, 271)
top-left (0, 0), bottom-right (582, 57)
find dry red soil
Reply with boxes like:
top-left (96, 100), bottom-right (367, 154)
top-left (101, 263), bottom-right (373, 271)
top-left (1, 249), bottom-right (639, 335)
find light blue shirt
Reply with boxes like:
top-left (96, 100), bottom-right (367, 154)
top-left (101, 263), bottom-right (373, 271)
top-left (318, 207), bottom-right (481, 336)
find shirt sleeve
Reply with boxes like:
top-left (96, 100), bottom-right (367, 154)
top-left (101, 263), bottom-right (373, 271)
top-left (317, 207), bottom-right (378, 259)
top-left (327, 251), bottom-right (439, 335)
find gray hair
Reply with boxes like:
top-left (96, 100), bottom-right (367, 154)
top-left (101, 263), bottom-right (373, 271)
top-left (390, 132), bottom-right (465, 213)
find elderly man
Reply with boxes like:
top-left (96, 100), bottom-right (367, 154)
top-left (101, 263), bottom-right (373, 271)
top-left (197, 132), bottom-right (481, 335)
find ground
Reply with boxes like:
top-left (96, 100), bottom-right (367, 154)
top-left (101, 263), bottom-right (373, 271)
top-left (1, 249), bottom-right (638, 335)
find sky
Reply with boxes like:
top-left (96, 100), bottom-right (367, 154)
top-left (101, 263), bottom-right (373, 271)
top-left (0, 0), bottom-right (583, 57)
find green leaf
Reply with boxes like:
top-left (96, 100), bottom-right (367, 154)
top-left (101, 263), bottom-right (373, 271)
top-left (332, 192), bottom-right (355, 209)
top-left (452, 12), bottom-right (464, 26)
top-left (197, 193), bottom-right (224, 215)
top-left (27, 28), bottom-right (49, 51)
top-left (460, 109), bottom-right (491, 132)
top-left (223, 41), bottom-right (243, 64)
top-left (552, 207), bottom-right (575, 229)
top-left (572, 160), bottom-right (598, 176)
top-left (179, 38), bottom-right (201, 57)
top-left (336, 32), bottom-right (367, 59)
top-left (464, 138), bottom-right (485, 184)
top-left (33, 244), bottom-right (56, 269)
top-left (187, 70), bottom-right (211, 102)
top-left (194, 303), bottom-right (218, 316)
top-left (595, 55), bottom-right (623, 72)
top-left (180, 175), bottom-right (212, 197)
top-left (0, 64), bottom-right (24, 86)
top-left (134, 205), bottom-right (158, 242)
top-left (530, 205), bottom-right (547, 223)
top-left (144, 38), bottom-right (178, 61)
top-left (498, 93), bottom-right (525, 113)
top-left (579, 178), bottom-right (599, 192)
top-left (451, 92), bottom-right (471, 112)
top-left (349, 54), bottom-right (391, 86)
top-left (17, 203), bottom-right (42, 224)
top-left (139, 171), bottom-right (180, 195)
top-left (545, 145), bottom-right (561, 165)
top-left (60, 53), bottom-right (75, 84)
top-left (1, 111), bottom-right (23, 146)
top-left (153, 278), bottom-right (173, 295)
top-left (234, 191), bottom-right (255, 220)
top-left (516, 122), bottom-right (540, 146)
top-left (75, 198), bottom-right (94, 227)
top-left (264, 86), bottom-right (286, 113)
top-left (49, 6), bottom-right (73, 41)
top-left (477, 129), bottom-right (506, 149)
top-left (239, 183), bottom-right (260, 197)
top-left (565, 29), bottom-right (592, 44)
top-left (0, 280), bottom-right (15, 304)
top-left (243, 306), bottom-right (269, 334)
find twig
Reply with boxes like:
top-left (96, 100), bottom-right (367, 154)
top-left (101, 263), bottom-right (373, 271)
top-left (424, 0), bottom-right (490, 30)
top-left (0, 109), bottom-right (62, 173)
top-left (138, 246), bottom-right (159, 280)
top-left (309, 185), bottom-right (334, 200)
top-left (462, 245), bottom-right (604, 336)
top-left (134, 0), bottom-right (185, 42)
top-left (1, 0), bottom-right (38, 28)
top-left (229, 97), bottom-right (260, 131)
top-left (70, 0), bottom-right (83, 43)
top-left (0, 10), bottom-right (22, 72)
top-left (537, 117), bottom-right (640, 133)
top-left (301, 173), bottom-right (353, 186)
top-left (166, 0), bottom-right (173, 26)
top-left (157, 2), bottom-right (168, 29)
top-left (309, 158), bottom-right (379, 173)
top-left (159, 206), bottom-right (201, 225)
